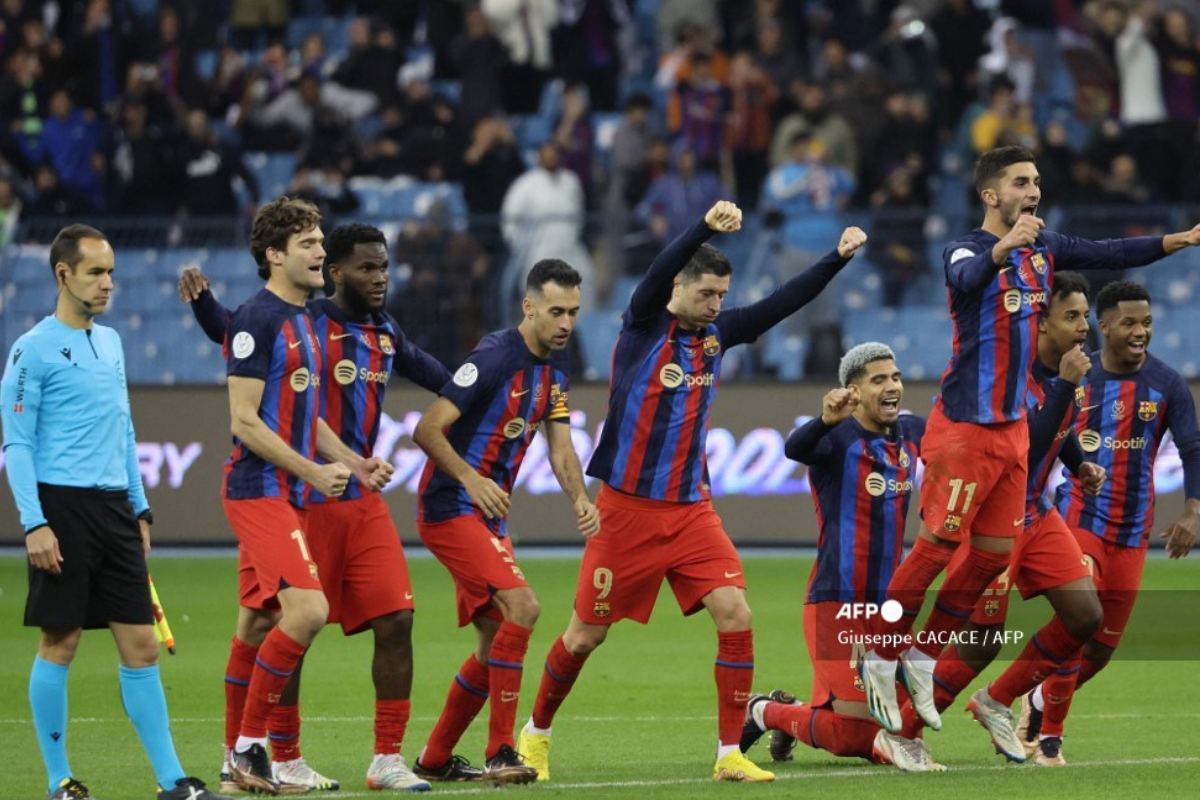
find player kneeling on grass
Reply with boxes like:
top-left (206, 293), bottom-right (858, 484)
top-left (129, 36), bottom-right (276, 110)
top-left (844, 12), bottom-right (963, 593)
top-left (740, 344), bottom-right (945, 773)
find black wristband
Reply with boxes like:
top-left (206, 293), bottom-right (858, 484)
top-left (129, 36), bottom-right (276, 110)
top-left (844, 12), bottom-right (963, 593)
top-left (25, 523), bottom-right (48, 536)
top-left (137, 509), bottom-right (154, 525)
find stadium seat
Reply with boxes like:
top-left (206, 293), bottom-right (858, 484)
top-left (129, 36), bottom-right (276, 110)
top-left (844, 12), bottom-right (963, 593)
top-left (577, 310), bottom-right (623, 381)
top-left (247, 152), bottom-right (299, 199)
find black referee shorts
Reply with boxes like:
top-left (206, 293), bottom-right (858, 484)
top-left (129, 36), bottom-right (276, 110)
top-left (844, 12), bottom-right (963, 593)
top-left (25, 484), bottom-right (154, 630)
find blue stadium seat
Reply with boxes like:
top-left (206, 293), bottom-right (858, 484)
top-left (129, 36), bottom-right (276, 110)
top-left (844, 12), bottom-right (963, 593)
top-left (247, 152), bottom-right (298, 199)
top-left (578, 310), bottom-right (623, 381)
top-left (762, 329), bottom-right (808, 380)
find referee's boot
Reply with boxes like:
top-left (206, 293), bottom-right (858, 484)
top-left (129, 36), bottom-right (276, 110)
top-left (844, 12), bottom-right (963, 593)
top-left (159, 776), bottom-right (237, 800)
top-left (47, 778), bottom-right (98, 800)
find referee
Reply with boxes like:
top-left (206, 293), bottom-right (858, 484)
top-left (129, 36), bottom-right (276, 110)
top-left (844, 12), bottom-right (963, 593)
top-left (0, 225), bottom-right (231, 800)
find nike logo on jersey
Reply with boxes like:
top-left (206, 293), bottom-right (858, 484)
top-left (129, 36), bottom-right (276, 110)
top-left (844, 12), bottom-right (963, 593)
top-left (1102, 627), bottom-right (1123, 637)
top-left (289, 340), bottom-right (302, 349)
top-left (1080, 404), bottom-right (1101, 412)
top-left (330, 332), bottom-right (355, 340)
top-left (404, 592), bottom-right (414, 600)
top-left (511, 389), bottom-right (530, 398)
top-left (724, 571), bottom-right (742, 579)
top-left (997, 266), bottom-right (1013, 274)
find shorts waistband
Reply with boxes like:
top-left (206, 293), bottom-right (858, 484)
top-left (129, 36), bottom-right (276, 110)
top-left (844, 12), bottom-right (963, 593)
top-left (38, 483), bottom-right (129, 501)
top-left (598, 483), bottom-right (699, 512)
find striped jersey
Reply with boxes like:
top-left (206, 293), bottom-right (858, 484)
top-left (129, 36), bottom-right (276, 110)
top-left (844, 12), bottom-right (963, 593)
top-left (418, 327), bottom-right (571, 536)
top-left (1055, 352), bottom-right (1200, 548)
top-left (587, 218), bottom-right (851, 502)
top-left (787, 414), bottom-right (924, 605)
top-left (191, 291), bottom-right (451, 504)
top-left (222, 289), bottom-right (322, 507)
top-left (1024, 358), bottom-right (1081, 521)
top-left (937, 229), bottom-right (1164, 424)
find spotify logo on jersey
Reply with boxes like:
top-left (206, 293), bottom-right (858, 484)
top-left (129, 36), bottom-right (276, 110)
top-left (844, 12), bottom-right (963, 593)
top-left (1003, 289), bottom-right (1022, 313)
top-left (334, 359), bottom-right (358, 385)
top-left (290, 368), bottom-right (311, 392)
top-left (660, 363), bottom-right (685, 389)
top-left (1079, 430), bottom-right (1101, 452)
top-left (865, 473), bottom-right (887, 497)
top-left (504, 418), bottom-right (527, 439)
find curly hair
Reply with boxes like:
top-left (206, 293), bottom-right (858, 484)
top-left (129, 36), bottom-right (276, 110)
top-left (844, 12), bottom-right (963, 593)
top-left (250, 197), bottom-right (322, 280)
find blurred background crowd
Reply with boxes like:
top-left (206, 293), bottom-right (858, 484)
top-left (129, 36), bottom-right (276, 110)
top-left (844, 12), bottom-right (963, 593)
top-left (0, 0), bottom-right (1198, 383)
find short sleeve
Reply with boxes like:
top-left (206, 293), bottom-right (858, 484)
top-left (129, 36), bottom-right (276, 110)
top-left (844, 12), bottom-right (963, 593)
top-left (226, 307), bottom-right (277, 380)
top-left (547, 360), bottom-right (571, 423)
top-left (438, 345), bottom-right (506, 415)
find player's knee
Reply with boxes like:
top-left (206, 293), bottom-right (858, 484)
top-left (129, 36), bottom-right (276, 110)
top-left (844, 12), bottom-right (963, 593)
top-left (373, 610), bottom-right (414, 650)
top-left (564, 625), bottom-right (607, 655)
top-left (507, 594), bottom-right (541, 628)
top-left (1063, 596), bottom-right (1103, 643)
top-left (238, 608), bottom-right (279, 644)
top-left (959, 635), bottom-right (1003, 672)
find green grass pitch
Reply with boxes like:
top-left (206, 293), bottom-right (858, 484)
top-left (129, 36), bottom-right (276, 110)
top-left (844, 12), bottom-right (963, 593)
top-left (1, 552), bottom-right (1197, 799)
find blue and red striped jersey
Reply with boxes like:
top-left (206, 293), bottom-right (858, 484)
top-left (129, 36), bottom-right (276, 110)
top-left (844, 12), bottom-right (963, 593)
top-left (418, 327), bottom-right (571, 536)
top-left (587, 219), bottom-right (851, 502)
top-left (305, 298), bottom-right (450, 503)
top-left (1055, 352), bottom-right (1200, 548)
top-left (222, 289), bottom-right (322, 507)
top-left (1024, 358), bottom-right (1082, 520)
top-left (937, 229), bottom-right (1165, 425)
top-left (787, 415), bottom-right (925, 605)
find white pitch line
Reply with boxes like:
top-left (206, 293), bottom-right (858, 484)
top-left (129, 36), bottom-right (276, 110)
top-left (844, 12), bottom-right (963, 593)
top-left (293, 756), bottom-right (1200, 798)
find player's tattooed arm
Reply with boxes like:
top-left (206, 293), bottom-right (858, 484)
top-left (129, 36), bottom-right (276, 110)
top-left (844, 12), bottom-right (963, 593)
top-left (315, 418), bottom-right (393, 492)
top-left (544, 419), bottom-right (600, 538)
top-left (229, 376), bottom-right (351, 497)
top-left (413, 396), bottom-right (511, 519)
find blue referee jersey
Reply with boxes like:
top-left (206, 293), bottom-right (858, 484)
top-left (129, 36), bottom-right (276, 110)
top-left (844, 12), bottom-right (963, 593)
top-left (1, 315), bottom-right (149, 532)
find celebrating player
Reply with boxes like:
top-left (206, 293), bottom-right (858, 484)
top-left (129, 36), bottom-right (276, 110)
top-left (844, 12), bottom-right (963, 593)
top-left (859, 146), bottom-right (1200, 734)
top-left (218, 199), bottom-right (393, 794)
top-left (180, 222), bottom-right (451, 791)
top-left (411, 259), bottom-right (600, 785)
top-left (892, 272), bottom-right (1108, 763)
top-left (0, 225), bottom-right (232, 800)
top-left (1021, 281), bottom-right (1200, 759)
top-left (517, 200), bottom-right (866, 783)
top-left (739, 343), bottom-right (944, 773)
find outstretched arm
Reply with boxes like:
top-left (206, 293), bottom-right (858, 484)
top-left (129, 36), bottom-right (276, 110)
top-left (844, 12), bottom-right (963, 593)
top-left (628, 201), bottom-right (742, 324)
top-left (720, 227), bottom-right (865, 346)
top-left (178, 267), bottom-right (231, 344)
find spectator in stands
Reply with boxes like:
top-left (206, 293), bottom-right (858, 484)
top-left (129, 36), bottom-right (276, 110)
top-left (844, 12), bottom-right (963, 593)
top-left (228, 0), bottom-right (289, 51)
top-left (150, 5), bottom-right (198, 110)
top-left (978, 16), bottom-right (1036, 105)
top-left (869, 164), bottom-right (927, 308)
top-left (0, 173), bottom-right (19, 244)
top-left (26, 163), bottom-right (86, 216)
top-left (109, 94), bottom-right (177, 215)
top-left (656, 0), bottom-right (719, 56)
top-left (484, 0), bottom-right (558, 114)
top-left (332, 17), bottom-right (402, 107)
top-left (501, 140), bottom-right (595, 310)
top-left (930, 0), bottom-right (991, 135)
top-left (462, 114), bottom-right (524, 273)
top-left (553, 82), bottom-right (596, 200)
top-left (203, 47), bottom-right (249, 120)
top-left (862, 89), bottom-right (931, 205)
top-left (0, 48), bottom-right (45, 141)
top-left (1101, 151), bottom-right (1154, 204)
top-left (762, 131), bottom-right (855, 268)
top-left (297, 104), bottom-right (361, 176)
top-left (176, 107), bottom-right (258, 218)
top-left (358, 103), bottom-right (407, 178)
top-left (249, 71), bottom-right (376, 150)
top-left (554, 0), bottom-right (634, 112)
top-left (603, 92), bottom-right (656, 276)
top-left (396, 82), bottom-right (463, 182)
top-left (390, 199), bottom-right (490, 367)
top-left (726, 49), bottom-right (778, 209)
top-left (16, 13), bottom-right (68, 95)
top-left (656, 22), bottom-right (729, 91)
top-left (769, 80), bottom-right (857, 175)
top-left (667, 49), bottom-right (730, 169)
top-left (287, 165), bottom-right (360, 219)
top-left (22, 88), bottom-right (106, 211)
top-left (869, 4), bottom-right (939, 99)
top-left (635, 144), bottom-right (725, 247)
top-left (69, 0), bottom-right (134, 115)
top-left (296, 32), bottom-right (329, 80)
top-left (753, 18), bottom-right (804, 97)
top-left (1153, 5), bottom-right (1200, 201)
top-left (449, 6), bottom-right (508, 132)
top-left (970, 75), bottom-right (1035, 155)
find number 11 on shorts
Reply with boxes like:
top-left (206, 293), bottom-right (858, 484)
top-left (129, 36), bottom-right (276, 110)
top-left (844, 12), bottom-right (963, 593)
top-left (291, 529), bottom-right (311, 561)
top-left (947, 478), bottom-right (977, 513)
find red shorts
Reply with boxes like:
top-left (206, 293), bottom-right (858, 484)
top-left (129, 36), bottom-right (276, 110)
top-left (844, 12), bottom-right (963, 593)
top-left (306, 494), bottom-right (414, 635)
top-left (574, 485), bottom-right (745, 625)
top-left (1073, 528), bottom-right (1146, 649)
top-left (804, 601), bottom-right (868, 707)
top-left (225, 497), bottom-right (321, 610)
top-left (418, 513), bottom-right (529, 627)
top-left (962, 509), bottom-right (1093, 626)
top-left (919, 404), bottom-right (1029, 541)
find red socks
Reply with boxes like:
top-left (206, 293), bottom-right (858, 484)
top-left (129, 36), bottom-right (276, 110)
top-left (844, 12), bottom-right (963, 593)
top-left (268, 703), bottom-right (301, 762)
top-left (486, 622), bottom-right (532, 760)
top-left (715, 630), bottom-right (754, 747)
top-left (989, 615), bottom-right (1089, 706)
top-left (241, 629), bottom-right (308, 739)
top-left (224, 636), bottom-right (258, 749)
top-left (421, 654), bottom-right (490, 768)
top-left (375, 699), bottom-right (411, 756)
top-left (915, 546), bottom-right (1010, 658)
top-left (877, 538), bottom-right (954, 658)
top-left (1040, 655), bottom-right (1082, 737)
top-left (531, 636), bottom-right (589, 730)
top-left (763, 703), bottom-right (878, 759)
